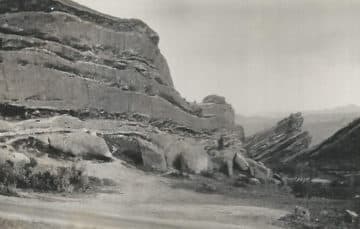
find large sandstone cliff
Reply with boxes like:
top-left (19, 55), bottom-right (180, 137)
top-left (0, 1), bottom-right (282, 193)
top-left (0, 0), bottom-right (234, 131)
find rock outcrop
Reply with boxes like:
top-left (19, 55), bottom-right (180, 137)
top-left (244, 113), bottom-right (312, 169)
top-left (0, 145), bottom-right (30, 167)
top-left (46, 132), bottom-right (113, 160)
top-left (0, 0), bottom-right (234, 131)
top-left (202, 95), bottom-right (227, 104)
top-left (199, 95), bottom-right (235, 129)
top-left (0, 0), bottom-right (277, 189)
top-left (288, 117), bottom-right (360, 174)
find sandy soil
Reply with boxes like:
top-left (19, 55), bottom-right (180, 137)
top-left (0, 161), bottom-right (288, 229)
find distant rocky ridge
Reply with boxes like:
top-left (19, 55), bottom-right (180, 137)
top-left (237, 104), bottom-right (360, 145)
top-left (244, 113), bottom-right (312, 170)
top-left (0, 0), bottom-right (234, 131)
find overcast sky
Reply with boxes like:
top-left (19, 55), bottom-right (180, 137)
top-left (75, 0), bottom-right (360, 115)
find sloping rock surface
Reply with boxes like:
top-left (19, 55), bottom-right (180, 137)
top-left (0, 0), bottom-right (234, 131)
top-left (244, 113), bottom-right (312, 169)
top-left (289, 117), bottom-right (360, 173)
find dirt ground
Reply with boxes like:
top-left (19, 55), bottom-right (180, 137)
top-left (0, 160), bottom-right (289, 229)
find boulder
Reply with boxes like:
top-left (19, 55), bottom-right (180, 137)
top-left (179, 147), bottom-right (209, 174)
top-left (0, 145), bottom-right (30, 167)
top-left (47, 132), bottom-right (112, 160)
top-left (234, 153), bottom-right (249, 171)
top-left (207, 137), bottom-right (249, 177)
top-left (103, 134), bottom-right (167, 171)
top-left (246, 158), bottom-right (272, 182)
top-left (345, 210), bottom-right (359, 223)
top-left (153, 135), bottom-right (210, 174)
top-left (137, 139), bottom-right (167, 172)
top-left (248, 178), bottom-right (261, 185)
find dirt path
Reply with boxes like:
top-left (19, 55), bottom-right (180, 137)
top-left (0, 161), bottom-right (288, 228)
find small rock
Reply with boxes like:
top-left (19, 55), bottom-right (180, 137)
top-left (196, 183), bottom-right (217, 193)
top-left (273, 173), bottom-right (285, 185)
top-left (33, 110), bottom-right (40, 114)
top-left (344, 209), bottom-right (358, 223)
top-left (294, 206), bottom-right (311, 222)
top-left (248, 178), bottom-right (261, 185)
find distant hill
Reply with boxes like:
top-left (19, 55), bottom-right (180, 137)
top-left (236, 105), bottom-right (360, 146)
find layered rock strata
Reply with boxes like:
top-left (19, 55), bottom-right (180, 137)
top-left (244, 113), bottom-right (312, 169)
top-left (0, 0), bottom-right (234, 131)
top-left (289, 117), bottom-right (360, 174)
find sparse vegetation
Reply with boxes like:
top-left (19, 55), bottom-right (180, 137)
top-left (278, 199), bottom-right (360, 229)
top-left (0, 158), bottom-right (112, 195)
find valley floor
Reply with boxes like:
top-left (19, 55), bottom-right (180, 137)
top-left (0, 161), bottom-right (287, 229)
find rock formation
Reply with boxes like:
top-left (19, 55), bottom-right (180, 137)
top-left (288, 117), bottom-right (360, 174)
top-left (0, 0), bottom-right (278, 190)
top-left (0, 0), bottom-right (234, 131)
top-left (244, 113), bottom-right (312, 169)
top-left (199, 95), bottom-right (235, 130)
top-left (202, 95), bottom-right (227, 104)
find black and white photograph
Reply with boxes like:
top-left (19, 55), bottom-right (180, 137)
top-left (0, 0), bottom-right (359, 228)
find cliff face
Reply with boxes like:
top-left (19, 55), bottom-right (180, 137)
top-left (199, 95), bottom-right (235, 130)
top-left (0, 0), bottom-right (234, 131)
top-left (244, 113), bottom-right (312, 169)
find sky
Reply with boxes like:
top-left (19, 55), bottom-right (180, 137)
top-left (74, 0), bottom-right (360, 115)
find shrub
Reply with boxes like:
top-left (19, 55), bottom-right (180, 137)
top-left (0, 161), bottom-right (18, 187)
top-left (144, 84), bottom-right (155, 96)
top-left (0, 159), bottom-right (91, 194)
top-left (0, 162), bottom-right (19, 196)
top-left (29, 164), bottom-right (90, 193)
top-left (128, 84), bottom-right (137, 91)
